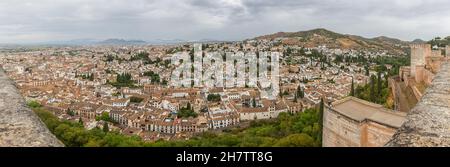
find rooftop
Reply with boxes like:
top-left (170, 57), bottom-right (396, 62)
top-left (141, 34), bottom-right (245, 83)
top-left (330, 96), bottom-right (407, 128)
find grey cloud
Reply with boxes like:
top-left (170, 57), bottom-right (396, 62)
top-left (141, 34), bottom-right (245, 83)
top-left (0, 0), bottom-right (449, 43)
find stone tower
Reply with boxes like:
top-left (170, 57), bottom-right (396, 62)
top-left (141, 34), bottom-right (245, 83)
top-left (410, 44), bottom-right (431, 77)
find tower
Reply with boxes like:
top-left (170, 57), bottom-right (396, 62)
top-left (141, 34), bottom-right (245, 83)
top-left (410, 44), bottom-right (431, 77)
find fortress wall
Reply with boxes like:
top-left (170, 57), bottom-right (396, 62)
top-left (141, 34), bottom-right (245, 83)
top-left (322, 107), bottom-right (361, 147)
top-left (426, 57), bottom-right (444, 73)
top-left (361, 121), bottom-right (398, 147)
top-left (431, 50), bottom-right (442, 57)
top-left (386, 61), bottom-right (450, 147)
top-left (423, 69), bottom-right (435, 86)
top-left (415, 65), bottom-right (425, 84)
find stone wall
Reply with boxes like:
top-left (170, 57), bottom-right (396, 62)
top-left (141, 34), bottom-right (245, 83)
top-left (431, 50), bottom-right (442, 57)
top-left (414, 65), bottom-right (425, 84)
top-left (386, 61), bottom-right (450, 147)
top-left (410, 85), bottom-right (423, 101)
top-left (0, 68), bottom-right (63, 147)
top-left (323, 107), bottom-right (361, 147)
top-left (361, 121), bottom-right (398, 147)
top-left (426, 56), bottom-right (445, 74)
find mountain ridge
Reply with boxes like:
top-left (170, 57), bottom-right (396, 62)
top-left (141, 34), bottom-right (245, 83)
top-left (252, 28), bottom-right (411, 54)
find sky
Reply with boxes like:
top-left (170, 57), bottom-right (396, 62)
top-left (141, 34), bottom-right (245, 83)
top-left (0, 0), bottom-right (450, 44)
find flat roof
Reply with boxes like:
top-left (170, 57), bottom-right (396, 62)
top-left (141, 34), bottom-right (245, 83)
top-left (330, 97), bottom-right (407, 128)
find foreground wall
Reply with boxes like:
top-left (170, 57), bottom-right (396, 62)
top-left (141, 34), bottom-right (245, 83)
top-left (0, 68), bottom-right (63, 147)
top-left (387, 61), bottom-right (450, 147)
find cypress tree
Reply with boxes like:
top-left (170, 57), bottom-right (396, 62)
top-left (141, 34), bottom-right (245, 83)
top-left (370, 75), bottom-right (376, 102)
top-left (186, 102), bottom-right (191, 110)
top-left (103, 122), bottom-right (109, 132)
top-left (300, 89), bottom-right (304, 98)
top-left (318, 98), bottom-right (324, 143)
top-left (377, 71), bottom-right (382, 99)
top-left (384, 73), bottom-right (389, 88)
top-left (365, 66), bottom-right (369, 76)
top-left (350, 77), bottom-right (355, 96)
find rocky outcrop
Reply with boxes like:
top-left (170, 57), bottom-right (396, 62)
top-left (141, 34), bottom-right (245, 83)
top-left (387, 61), bottom-right (450, 147)
top-left (0, 68), bottom-right (63, 147)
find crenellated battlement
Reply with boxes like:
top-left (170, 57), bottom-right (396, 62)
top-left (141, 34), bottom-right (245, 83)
top-left (410, 43), bottom-right (431, 49)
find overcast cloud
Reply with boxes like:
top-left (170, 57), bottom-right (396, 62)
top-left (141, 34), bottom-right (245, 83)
top-left (0, 0), bottom-right (449, 43)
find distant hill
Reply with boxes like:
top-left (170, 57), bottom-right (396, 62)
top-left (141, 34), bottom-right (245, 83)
top-left (97, 39), bottom-right (147, 45)
top-left (146, 39), bottom-right (187, 45)
top-left (253, 28), bottom-right (410, 54)
top-left (371, 36), bottom-right (410, 46)
top-left (18, 38), bottom-right (147, 46)
top-left (411, 39), bottom-right (426, 44)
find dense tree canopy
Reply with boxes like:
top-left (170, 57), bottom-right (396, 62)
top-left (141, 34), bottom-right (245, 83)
top-left (110, 73), bottom-right (135, 88)
top-left (207, 94), bottom-right (221, 102)
top-left (177, 103), bottom-right (198, 118)
top-left (143, 71), bottom-right (160, 83)
top-left (130, 96), bottom-right (144, 103)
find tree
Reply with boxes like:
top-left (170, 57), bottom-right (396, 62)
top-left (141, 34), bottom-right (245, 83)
top-left (130, 96), bottom-right (144, 103)
top-left (370, 74), bottom-right (376, 102)
top-left (365, 66), bottom-right (369, 76)
top-left (299, 87), bottom-right (304, 99)
top-left (384, 73), bottom-right (389, 88)
top-left (111, 73), bottom-right (135, 88)
top-left (178, 106), bottom-right (198, 118)
top-left (350, 77), bottom-right (355, 96)
top-left (186, 102), bottom-right (192, 111)
top-left (300, 47), bottom-right (306, 55)
top-left (318, 98), bottom-right (324, 142)
top-left (106, 54), bottom-right (115, 62)
top-left (103, 122), bottom-right (109, 133)
top-left (78, 118), bottom-right (84, 125)
top-left (67, 109), bottom-right (75, 116)
top-left (207, 94), bottom-right (221, 102)
top-left (377, 71), bottom-right (382, 100)
top-left (89, 73), bottom-right (94, 81)
top-left (274, 134), bottom-right (315, 147)
top-left (162, 80), bottom-right (168, 86)
top-left (252, 98), bottom-right (257, 107)
top-left (96, 112), bottom-right (111, 122)
top-left (143, 71), bottom-right (161, 83)
top-left (27, 100), bottom-right (42, 108)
